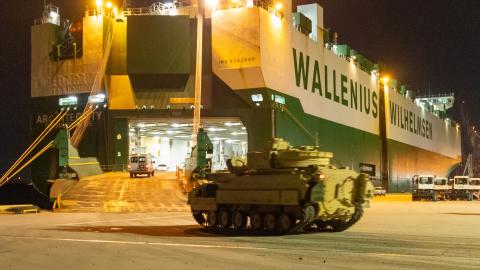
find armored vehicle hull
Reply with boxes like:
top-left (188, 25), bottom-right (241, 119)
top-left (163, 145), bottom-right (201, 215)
top-left (188, 139), bottom-right (374, 233)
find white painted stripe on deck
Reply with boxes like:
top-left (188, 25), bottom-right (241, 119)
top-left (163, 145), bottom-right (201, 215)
top-left (0, 235), bottom-right (267, 251)
top-left (118, 180), bottom-right (126, 201)
top-left (55, 214), bottom-right (190, 226)
top-left (0, 234), bottom-right (478, 262)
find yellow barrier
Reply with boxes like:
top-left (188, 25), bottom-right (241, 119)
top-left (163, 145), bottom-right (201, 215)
top-left (372, 193), bottom-right (412, 202)
top-left (52, 182), bottom-right (77, 211)
top-left (0, 205), bottom-right (39, 214)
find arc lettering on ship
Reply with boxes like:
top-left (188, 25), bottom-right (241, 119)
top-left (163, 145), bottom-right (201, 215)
top-left (34, 111), bottom-right (103, 127)
top-left (292, 48), bottom-right (379, 119)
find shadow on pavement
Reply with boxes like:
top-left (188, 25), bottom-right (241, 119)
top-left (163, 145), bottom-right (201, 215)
top-left (50, 225), bottom-right (320, 237)
top-left (444, 212), bottom-right (480, 215)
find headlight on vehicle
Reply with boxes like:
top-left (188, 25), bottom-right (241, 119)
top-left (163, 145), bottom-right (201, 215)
top-left (315, 173), bottom-right (325, 182)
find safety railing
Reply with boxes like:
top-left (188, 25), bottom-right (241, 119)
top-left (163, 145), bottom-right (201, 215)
top-left (415, 92), bottom-right (455, 99)
top-left (117, 0), bottom-right (282, 18)
top-left (85, 8), bottom-right (117, 17)
top-left (123, 1), bottom-right (188, 16)
top-left (34, 4), bottom-right (61, 25)
top-left (324, 42), bottom-right (376, 74)
top-left (215, 0), bottom-right (283, 19)
top-left (0, 105), bottom-right (98, 189)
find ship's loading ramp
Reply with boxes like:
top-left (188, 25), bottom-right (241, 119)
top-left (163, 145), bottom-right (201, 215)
top-left (55, 172), bottom-right (188, 213)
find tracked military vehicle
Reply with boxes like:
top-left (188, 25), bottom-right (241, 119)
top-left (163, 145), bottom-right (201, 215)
top-left (188, 138), bottom-right (374, 233)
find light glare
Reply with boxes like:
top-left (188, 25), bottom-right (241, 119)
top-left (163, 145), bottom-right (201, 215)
top-left (382, 76), bottom-right (390, 85)
top-left (206, 0), bottom-right (219, 8)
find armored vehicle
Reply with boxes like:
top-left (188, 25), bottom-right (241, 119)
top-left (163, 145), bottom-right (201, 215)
top-left (188, 138), bottom-right (374, 233)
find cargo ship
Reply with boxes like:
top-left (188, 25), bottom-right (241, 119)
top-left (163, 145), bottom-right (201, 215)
top-left (29, 0), bottom-right (461, 194)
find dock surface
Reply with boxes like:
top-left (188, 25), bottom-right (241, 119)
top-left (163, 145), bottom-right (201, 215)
top-left (0, 200), bottom-right (479, 269)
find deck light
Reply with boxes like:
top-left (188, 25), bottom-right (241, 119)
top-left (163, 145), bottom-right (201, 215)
top-left (382, 76), bottom-right (390, 85)
top-left (224, 122), bottom-right (241, 127)
top-left (316, 173), bottom-right (325, 181)
top-left (251, 94), bottom-right (263, 102)
top-left (88, 93), bottom-right (106, 104)
top-left (49, 11), bottom-right (58, 20)
top-left (59, 96), bottom-right (78, 106)
top-left (274, 2), bottom-right (283, 10)
top-left (106, 2), bottom-right (113, 9)
top-left (96, 0), bottom-right (103, 7)
top-left (206, 0), bottom-right (219, 8)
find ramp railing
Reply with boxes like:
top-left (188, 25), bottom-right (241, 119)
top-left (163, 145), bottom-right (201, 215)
top-left (70, 13), bottom-right (117, 147)
top-left (0, 106), bottom-right (97, 189)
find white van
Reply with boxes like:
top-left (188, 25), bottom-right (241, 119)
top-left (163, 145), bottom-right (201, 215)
top-left (128, 154), bottom-right (155, 178)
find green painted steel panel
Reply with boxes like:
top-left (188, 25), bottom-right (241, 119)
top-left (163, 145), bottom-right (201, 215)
top-left (108, 20), bottom-right (127, 75)
top-left (53, 129), bottom-right (69, 167)
top-left (127, 16), bottom-right (191, 75)
top-left (113, 118), bottom-right (129, 166)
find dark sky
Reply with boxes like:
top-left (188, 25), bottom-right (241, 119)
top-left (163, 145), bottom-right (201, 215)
top-left (1, 0), bottom-right (479, 171)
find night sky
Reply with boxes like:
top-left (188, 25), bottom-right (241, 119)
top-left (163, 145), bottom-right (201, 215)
top-left (1, 0), bottom-right (479, 173)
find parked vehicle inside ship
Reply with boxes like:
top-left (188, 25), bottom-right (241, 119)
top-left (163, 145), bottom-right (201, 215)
top-left (128, 154), bottom-right (155, 178)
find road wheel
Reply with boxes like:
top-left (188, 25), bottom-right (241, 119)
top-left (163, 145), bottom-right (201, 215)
top-left (331, 204), bottom-right (363, 232)
top-left (277, 213), bottom-right (292, 232)
top-left (218, 210), bottom-right (231, 228)
top-left (263, 213), bottom-right (276, 231)
top-left (192, 211), bottom-right (207, 226)
top-left (232, 211), bottom-right (246, 230)
top-left (152, 171), bottom-right (155, 176)
top-left (330, 220), bottom-right (348, 232)
top-left (130, 173), bottom-right (133, 178)
top-left (207, 211), bottom-right (218, 227)
top-left (250, 212), bottom-right (262, 230)
top-left (314, 220), bottom-right (328, 231)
